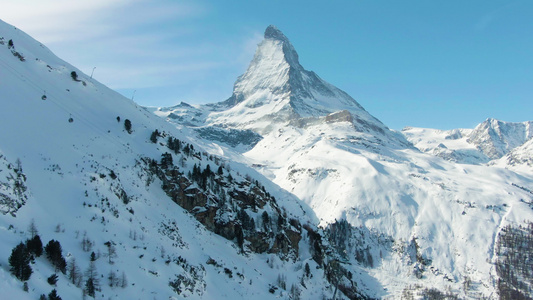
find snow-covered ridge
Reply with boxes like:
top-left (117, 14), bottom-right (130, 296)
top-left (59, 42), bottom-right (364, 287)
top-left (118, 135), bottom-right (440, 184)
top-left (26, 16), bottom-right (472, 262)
top-left (403, 118), bottom-right (533, 168)
top-left (469, 118), bottom-right (533, 159)
top-left (154, 25), bottom-right (533, 298)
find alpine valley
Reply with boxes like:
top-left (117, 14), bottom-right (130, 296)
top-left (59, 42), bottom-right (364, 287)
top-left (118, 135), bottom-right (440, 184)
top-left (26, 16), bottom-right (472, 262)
top-left (1, 19), bottom-right (532, 300)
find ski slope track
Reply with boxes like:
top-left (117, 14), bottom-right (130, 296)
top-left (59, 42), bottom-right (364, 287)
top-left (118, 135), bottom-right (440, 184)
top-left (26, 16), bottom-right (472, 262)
top-left (154, 25), bottom-right (533, 298)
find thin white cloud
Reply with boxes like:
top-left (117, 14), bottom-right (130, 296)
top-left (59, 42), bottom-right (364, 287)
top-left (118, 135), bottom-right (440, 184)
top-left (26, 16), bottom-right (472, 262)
top-left (239, 31), bottom-right (263, 66)
top-left (95, 59), bottom-right (224, 90)
top-left (0, 1), bottom-right (261, 105)
top-left (2, 0), bottom-right (205, 41)
top-left (3, 0), bottom-right (133, 40)
top-left (1, 0), bottom-right (214, 90)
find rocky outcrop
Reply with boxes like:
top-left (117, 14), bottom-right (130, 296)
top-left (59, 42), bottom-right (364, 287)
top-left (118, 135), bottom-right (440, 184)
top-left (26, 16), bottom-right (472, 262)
top-left (140, 139), bottom-right (303, 260)
top-left (326, 110), bottom-right (353, 124)
top-left (468, 118), bottom-right (533, 159)
top-left (0, 156), bottom-right (28, 216)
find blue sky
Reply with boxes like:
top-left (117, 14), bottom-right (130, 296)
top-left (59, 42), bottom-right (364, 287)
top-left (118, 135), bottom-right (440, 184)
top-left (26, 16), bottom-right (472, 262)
top-left (3, 0), bottom-right (532, 130)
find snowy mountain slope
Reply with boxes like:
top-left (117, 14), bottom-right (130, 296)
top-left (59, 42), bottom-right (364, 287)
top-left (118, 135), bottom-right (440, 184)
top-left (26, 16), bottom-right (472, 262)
top-left (0, 20), bottom-right (373, 300)
top-left (244, 117), bottom-right (533, 298)
top-left (401, 127), bottom-right (488, 164)
top-left (403, 119), bottom-right (533, 167)
top-left (154, 25), bottom-right (533, 298)
top-left (494, 137), bottom-right (533, 171)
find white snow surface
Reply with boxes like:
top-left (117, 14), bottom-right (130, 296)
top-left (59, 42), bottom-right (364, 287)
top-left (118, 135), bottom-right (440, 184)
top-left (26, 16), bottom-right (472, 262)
top-left (154, 25), bottom-right (533, 298)
top-left (403, 119), bottom-right (533, 167)
top-left (0, 20), bottom-right (342, 300)
top-left (243, 120), bottom-right (533, 297)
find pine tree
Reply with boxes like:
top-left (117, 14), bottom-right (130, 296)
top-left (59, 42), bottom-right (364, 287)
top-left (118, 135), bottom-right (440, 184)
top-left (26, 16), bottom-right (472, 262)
top-left (262, 211), bottom-right (270, 231)
top-left (11, 158), bottom-right (27, 207)
top-left (160, 152), bottom-right (173, 168)
top-left (28, 219), bottom-right (38, 238)
top-left (235, 225), bottom-right (244, 253)
top-left (108, 270), bottom-right (119, 287)
top-left (120, 271), bottom-right (128, 288)
top-left (124, 119), bottom-right (132, 133)
top-left (183, 144), bottom-right (190, 156)
top-left (26, 234), bottom-right (43, 257)
top-left (290, 284), bottom-right (301, 300)
top-left (85, 278), bottom-right (96, 298)
top-left (167, 137), bottom-right (181, 154)
top-left (48, 288), bottom-right (62, 300)
top-left (150, 129), bottom-right (159, 143)
top-left (47, 273), bottom-right (59, 285)
top-left (304, 262), bottom-right (311, 278)
top-left (104, 241), bottom-right (117, 264)
top-left (9, 242), bottom-right (32, 281)
top-left (81, 234), bottom-right (93, 252)
top-left (45, 240), bottom-right (67, 274)
top-left (67, 257), bottom-right (82, 286)
top-left (85, 260), bottom-right (99, 295)
top-left (277, 214), bottom-right (285, 230)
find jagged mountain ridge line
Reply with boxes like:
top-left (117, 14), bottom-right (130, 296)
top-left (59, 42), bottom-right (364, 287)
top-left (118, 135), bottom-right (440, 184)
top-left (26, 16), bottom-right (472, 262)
top-left (403, 118), bottom-right (533, 167)
top-left (208, 25), bottom-right (397, 142)
top-left (154, 25), bottom-right (533, 299)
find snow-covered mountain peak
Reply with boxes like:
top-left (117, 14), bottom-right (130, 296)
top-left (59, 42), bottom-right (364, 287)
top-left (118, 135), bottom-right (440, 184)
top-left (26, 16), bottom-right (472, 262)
top-left (468, 118), bottom-right (533, 159)
top-left (403, 118), bottom-right (533, 168)
top-left (221, 25), bottom-right (300, 110)
top-left (207, 25), bottom-right (407, 148)
top-left (264, 25), bottom-right (287, 41)
top-left (262, 25), bottom-right (300, 69)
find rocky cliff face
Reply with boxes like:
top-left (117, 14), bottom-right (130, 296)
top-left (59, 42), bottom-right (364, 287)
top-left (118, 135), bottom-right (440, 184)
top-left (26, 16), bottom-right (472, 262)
top-left (139, 141), bottom-right (303, 260)
top-left (468, 118), bottom-right (533, 159)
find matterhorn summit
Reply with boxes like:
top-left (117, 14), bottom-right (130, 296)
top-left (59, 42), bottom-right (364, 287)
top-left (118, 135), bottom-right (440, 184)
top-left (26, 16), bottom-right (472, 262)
top-left (207, 25), bottom-right (398, 142)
